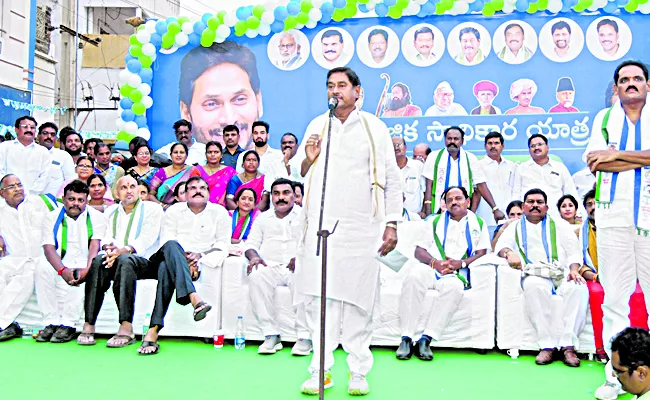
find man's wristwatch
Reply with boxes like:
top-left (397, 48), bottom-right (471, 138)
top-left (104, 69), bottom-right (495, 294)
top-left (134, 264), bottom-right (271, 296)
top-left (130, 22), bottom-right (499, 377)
top-left (461, 261), bottom-right (467, 269)
top-left (386, 223), bottom-right (397, 230)
top-left (492, 206), bottom-right (499, 212)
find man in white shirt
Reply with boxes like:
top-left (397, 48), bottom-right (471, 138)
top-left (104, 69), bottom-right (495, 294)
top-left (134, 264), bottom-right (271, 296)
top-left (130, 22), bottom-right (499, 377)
top-left (36, 180), bottom-right (106, 343)
top-left (397, 187), bottom-right (489, 361)
top-left (514, 134), bottom-right (581, 220)
top-left (392, 136), bottom-right (424, 216)
top-left (36, 122), bottom-right (76, 196)
top-left (245, 178), bottom-right (311, 356)
top-left (156, 119), bottom-right (207, 166)
top-left (0, 175), bottom-right (54, 341)
top-left (585, 61), bottom-right (650, 400)
top-left (496, 188), bottom-right (588, 367)
top-left (270, 133), bottom-right (304, 183)
top-left (0, 116), bottom-right (51, 196)
top-left (610, 328), bottom-right (650, 400)
top-left (423, 126), bottom-right (505, 224)
top-left (236, 121), bottom-right (283, 177)
top-left (475, 132), bottom-right (517, 236)
top-left (572, 166), bottom-right (596, 201)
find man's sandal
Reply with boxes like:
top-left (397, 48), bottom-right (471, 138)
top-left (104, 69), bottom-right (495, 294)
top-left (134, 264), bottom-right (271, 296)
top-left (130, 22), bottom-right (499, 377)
top-left (193, 301), bottom-right (212, 322)
top-left (138, 341), bottom-right (160, 355)
top-left (106, 334), bottom-right (136, 348)
top-left (77, 332), bottom-right (96, 346)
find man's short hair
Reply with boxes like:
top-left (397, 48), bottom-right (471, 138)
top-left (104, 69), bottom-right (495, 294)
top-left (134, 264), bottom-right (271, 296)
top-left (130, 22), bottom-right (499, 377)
top-left (614, 60), bottom-right (649, 84)
top-left (528, 133), bottom-right (548, 147)
top-left (523, 188), bottom-right (548, 204)
top-left (282, 132), bottom-right (298, 143)
top-left (0, 174), bottom-right (16, 189)
top-left (173, 119), bottom-right (192, 132)
top-left (485, 131), bottom-right (504, 145)
top-left (444, 126), bottom-right (465, 140)
top-left (65, 131), bottom-right (84, 145)
top-left (38, 122), bottom-right (58, 135)
top-left (63, 179), bottom-right (90, 197)
top-left (551, 21), bottom-right (572, 35)
top-left (459, 27), bottom-right (480, 41)
top-left (414, 26), bottom-right (434, 41)
top-left (504, 23), bottom-right (524, 37)
top-left (14, 115), bottom-right (36, 130)
top-left (271, 177), bottom-right (295, 193)
top-left (223, 124), bottom-right (240, 135)
top-left (326, 67), bottom-right (361, 87)
top-left (186, 176), bottom-right (208, 188)
top-left (252, 121), bottom-right (270, 133)
top-left (279, 30), bottom-right (298, 42)
top-left (179, 41), bottom-right (260, 108)
top-left (444, 186), bottom-right (469, 201)
top-left (293, 181), bottom-right (304, 194)
top-left (321, 29), bottom-right (343, 43)
top-left (583, 189), bottom-right (596, 208)
top-left (611, 327), bottom-right (650, 373)
top-left (597, 18), bottom-right (619, 33)
top-left (368, 29), bottom-right (388, 43)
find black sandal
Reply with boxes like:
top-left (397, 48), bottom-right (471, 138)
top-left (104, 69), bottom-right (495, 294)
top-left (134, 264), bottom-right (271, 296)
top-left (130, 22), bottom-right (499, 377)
top-left (138, 341), bottom-right (160, 355)
top-left (193, 301), bottom-right (212, 322)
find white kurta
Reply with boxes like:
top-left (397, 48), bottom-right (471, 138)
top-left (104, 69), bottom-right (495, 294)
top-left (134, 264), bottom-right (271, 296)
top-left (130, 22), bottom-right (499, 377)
top-left (0, 140), bottom-right (52, 195)
top-left (476, 156), bottom-right (517, 227)
top-left (295, 109), bottom-right (402, 313)
top-left (43, 148), bottom-right (76, 196)
top-left (400, 158), bottom-right (425, 215)
top-left (104, 201), bottom-right (164, 258)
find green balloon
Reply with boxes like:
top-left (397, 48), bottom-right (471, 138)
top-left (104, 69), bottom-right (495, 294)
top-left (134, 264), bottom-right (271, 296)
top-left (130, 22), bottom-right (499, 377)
top-left (492, 0), bottom-right (505, 9)
top-left (387, 6), bottom-right (402, 18)
top-left (284, 15), bottom-right (298, 29)
top-left (234, 21), bottom-right (247, 36)
top-left (358, 0), bottom-right (369, 3)
top-left (396, 0), bottom-right (409, 8)
top-left (217, 11), bottom-right (227, 23)
top-left (167, 22), bottom-right (181, 34)
top-left (296, 12), bottom-right (309, 24)
top-left (132, 102), bottom-right (146, 115)
top-left (201, 29), bottom-right (216, 47)
top-left (161, 33), bottom-right (174, 49)
top-left (129, 34), bottom-right (140, 45)
top-left (332, 9), bottom-right (345, 21)
top-left (300, 0), bottom-right (314, 12)
top-left (178, 16), bottom-right (190, 24)
top-left (129, 90), bottom-right (143, 103)
top-left (246, 16), bottom-right (261, 30)
top-left (537, 0), bottom-right (548, 10)
top-left (137, 25), bottom-right (145, 32)
top-left (207, 17), bottom-right (219, 30)
top-left (639, 0), bottom-right (647, 5)
top-left (527, 2), bottom-right (538, 12)
top-left (129, 44), bottom-right (142, 57)
top-left (253, 5), bottom-right (266, 18)
top-left (116, 131), bottom-right (134, 142)
top-left (119, 85), bottom-right (134, 97)
top-left (482, 5), bottom-right (496, 15)
top-left (624, 0), bottom-right (637, 11)
top-left (139, 56), bottom-right (152, 68)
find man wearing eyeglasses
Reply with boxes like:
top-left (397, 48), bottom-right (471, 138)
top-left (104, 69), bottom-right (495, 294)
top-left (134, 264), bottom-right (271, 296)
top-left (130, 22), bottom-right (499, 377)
top-left (0, 116), bottom-right (52, 196)
top-left (611, 327), bottom-right (650, 400)
top-left (36, 122), bottom-right (76, 196)
top-left (274, 31), bottom-right (304, 71)
top-left (155, 119), bottom-right (206, 166)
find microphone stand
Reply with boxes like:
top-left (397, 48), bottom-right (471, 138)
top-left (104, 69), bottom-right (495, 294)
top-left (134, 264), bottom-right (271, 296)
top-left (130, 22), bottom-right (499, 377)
top-left (316, 104), bottom-right (339, 400)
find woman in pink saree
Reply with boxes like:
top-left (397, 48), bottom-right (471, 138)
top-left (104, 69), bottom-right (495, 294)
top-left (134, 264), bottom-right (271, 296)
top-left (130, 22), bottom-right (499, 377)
top-left (190, 141), bottom-right (236, 207)
top-left (149, 143), bottom-right (193, 209)
top-left (225, 150), bottom-right (269, 211)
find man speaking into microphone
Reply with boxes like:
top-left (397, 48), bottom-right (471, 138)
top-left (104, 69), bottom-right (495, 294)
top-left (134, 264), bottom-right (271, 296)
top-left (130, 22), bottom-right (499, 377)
top-left (295, 67), bottom-right (402, 396)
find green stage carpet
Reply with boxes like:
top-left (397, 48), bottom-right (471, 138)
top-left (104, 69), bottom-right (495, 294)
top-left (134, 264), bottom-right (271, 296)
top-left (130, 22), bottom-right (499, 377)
top-left (2, 338), bottom-right (632, 399)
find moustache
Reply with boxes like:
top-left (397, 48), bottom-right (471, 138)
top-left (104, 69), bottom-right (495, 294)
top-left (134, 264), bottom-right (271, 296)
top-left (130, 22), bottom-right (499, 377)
top-left (325, 50), bottom-right (337, 54)
top-left (275, 199), bottom-right (288, 205)
top-left (282, 146), bottom-right (293, 151)
top-left (447, 144), bottom-right (458, 149)
top-left (530, 206), bottom-right (541, 212)
top-left (627, 86), bottom-right (639, 92)
top-left (192, 193), bottom-right (205, 198)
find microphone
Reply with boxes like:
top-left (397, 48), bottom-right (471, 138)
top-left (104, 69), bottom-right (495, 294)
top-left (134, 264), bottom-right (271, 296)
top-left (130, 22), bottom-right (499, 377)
top-left (328, 97), bottom-right (338, 111)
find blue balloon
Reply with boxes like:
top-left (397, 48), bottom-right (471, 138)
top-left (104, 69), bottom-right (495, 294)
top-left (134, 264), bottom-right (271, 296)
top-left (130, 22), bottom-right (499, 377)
top-left (150, 33), bottom-right (162, 47)
top-left (320, 14), bottom-right (332, 24)
top-left (140, 68), bottom-right (153, 82)
top-left (120, 98), bottom-right (133, 110)
top-left (383, 0), bottom-right (397, 6)
top-left (121, 110), bottom-right (135, 122)
top-left (358, 3), bottom-right (369, 12)
top-left (604, 0), bottom-right (619, 11)
top-left (333, 0), bottom-right (346, 8)
top-left (202, 13), bottom-right (212, 24)
top-left (616, 0), bottom-right (629, 6)
top-left (236, 6), bottom-right (252, 20)
top-left (321, 1), bottom-right (335, 15)
top-left (134, 115), bottom-right (148, 128)
top-left (287, 1), bottom-right (301, 15)
top-left (124, 54), bottom-right (136, 64)
top-left (469, 0), bottom-right (484, 11)
top-left (423, 1), bottom-right (436, 13)
top-left (126, 59), bottom-right (142, 74)
top-left (193, 21), bottom-right (206, 35)
top-left (417, 9), bottom-right (428, 17)
top-left (155, 20), bottom-right (167, 35)
top-left (189, 33), bottom-right (201, 46)
top-left (165, 17), bottom-right (178, 24)
top-left (274, 5), bottom-right (289, 21)
top-left (375, 3), bottom-right (389, 16)
top-left (271, 20), bottom-right (285, 33)
top-left (515, 0), bottom-right (529, 11)
top-left (560, 1), bottom-right (573, 11)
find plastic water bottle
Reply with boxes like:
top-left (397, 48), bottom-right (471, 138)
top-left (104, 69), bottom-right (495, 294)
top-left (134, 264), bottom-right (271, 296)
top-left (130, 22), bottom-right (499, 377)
top-left (234, 316), bottom-right (245, 350)
top-left (21, 325), bottom-right (34, 340)
top-left (142, 313), bottom-right (151, 340)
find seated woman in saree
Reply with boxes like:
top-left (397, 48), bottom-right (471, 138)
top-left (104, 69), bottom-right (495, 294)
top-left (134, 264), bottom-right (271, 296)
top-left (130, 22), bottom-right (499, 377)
top-left (126, 142), bottom-right (159, 187)
top-left (149, 142), bottom-right (193, 209)
top-left (230, 188), bottom-right (260, 245)
top-left (56, 156), bottom-right (113, 204)
top-left (190, 141), bottom-right (236, 207)
top-left (87, 173), bottom-right (114, 212)
top-left (225, 150), bottom-right (269, 211)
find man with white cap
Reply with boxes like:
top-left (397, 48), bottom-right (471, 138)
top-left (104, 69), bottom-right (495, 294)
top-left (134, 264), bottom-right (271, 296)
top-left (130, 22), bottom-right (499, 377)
top-left (424, 82), bottom-right (468, 116)
top-left (549, 77), bottom-right (579, 113)
top-left (505, 78), bottom-right (545, 115)
top-left (470, 80), bottom-right (501, 115)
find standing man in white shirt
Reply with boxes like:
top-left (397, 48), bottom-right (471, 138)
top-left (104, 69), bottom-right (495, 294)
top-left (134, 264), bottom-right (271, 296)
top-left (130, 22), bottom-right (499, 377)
top-left (397, 186), bottom-right (489, 361)
top-left (585, 60), bottom-right (650, 400)
top-left (236, 121), bottom-right (283, 177)
top-left (514, 134), bottom-right (581, 220)
top-left (156, 119), bottom-right (207, 166)
top-left (36, 122), bottom-right (76, 196)
top-left (245, 178), bottom-right (311, 356)
top-left (36, 180), bottom-right (106, 343)
top-left (0, 175), bottom-right (54, 341)
top-left (392, 136), bottom-right (424, 217)
top-left (0, 116), bottom-right (51, 196)
top-left (475, 132), bottom-right (517, 236)
top-left (496, 188), bottom-right (588, 367)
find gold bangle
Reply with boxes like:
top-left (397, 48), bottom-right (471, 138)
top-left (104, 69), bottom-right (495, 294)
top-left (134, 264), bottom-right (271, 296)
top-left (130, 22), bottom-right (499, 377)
top-left (424, 200), bottom-right (432, 204)
top-left (429, 259), bottom-right (436, 269)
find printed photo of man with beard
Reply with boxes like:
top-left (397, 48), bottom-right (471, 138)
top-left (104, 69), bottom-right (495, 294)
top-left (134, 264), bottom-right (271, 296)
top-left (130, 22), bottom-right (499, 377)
top-left (539, 18), bottom-right (584, 63)
top-left (179, 41), bottom-right (263, 149)
top-left (270, 30), bottom-right (307, 71)
top-left (381, 83), bottom-right (422, 117)
top-left (549, 77), bottom-right (579, 113)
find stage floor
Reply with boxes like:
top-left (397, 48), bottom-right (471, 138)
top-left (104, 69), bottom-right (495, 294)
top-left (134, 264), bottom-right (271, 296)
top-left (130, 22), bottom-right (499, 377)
top-left (2, 337), bottom-right (631, 399)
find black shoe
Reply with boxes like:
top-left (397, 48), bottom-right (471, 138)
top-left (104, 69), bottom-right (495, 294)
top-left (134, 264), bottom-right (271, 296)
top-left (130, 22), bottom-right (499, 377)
top-left (0, 323), bottom-right (23, 342)
top-left (51, 326), bottom-right (76, 343)
top-left (396, 337), bottom-right (413, 360)
top-left (414, 337), bottom-right (434, 361)
top-left (36, 325), bottom-right (60, 342)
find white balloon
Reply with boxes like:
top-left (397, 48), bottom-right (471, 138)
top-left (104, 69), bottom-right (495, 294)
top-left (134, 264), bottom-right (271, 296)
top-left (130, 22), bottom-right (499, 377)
top-left (139, 83), bottom-right (151, 96)
top-left (119, 69), bottom-right (131, 84)
top-left (175, 32), bottom-right (189, 46)
top-left (296, 23), bottom-right (304, 29)
top-left (181, 22), bottom-right (194, 35)
top-left (142, 95), bottom-right (154, 109)
top-left (306, 20), bottom-right (318, 29)
top-left (116, 118), bottom-right (125, 130)
top-left (215, 35), bottom-right (226, 43)
top-left (136, 30), bottom-right (150, 44)
top-left (640, 2), bottom-right (650, 13)
top-left (451, 1), bottom-right (469, 13)
top-left (502, 2), bottom-right (515, 12)
top-left (142, 43), bottom-right (156, 56)
top-left (128, 74), bottom-right (142, 87)
top-left (145, 20), bottom-right (157, 34)
top-left (261, 11), bottom-right (275, 24)
top-left (224, 12), bottom-right (237, 27)
top-left (125, 121), bottom-right (138, 134)
top-left (216, 24), bottom-right (231, 39)
top-left (258, 23), bottom-right (271, 36)
top-left (404, 2), bottom-right (421, 14)
top-left (367, 3), bottom-right (376, 10)
top-left (308, 8), bottom-right (322, 20)
top-left (245, 30), bottom-right (258, 39)
top-left (136, 128), bottom-right (151, 141)
top-left (312, 0), bottom-right (323, 7)
top-left (547, 0), bottom-right (562, 13)
top-left (150, 52), bottom-right (157, 61)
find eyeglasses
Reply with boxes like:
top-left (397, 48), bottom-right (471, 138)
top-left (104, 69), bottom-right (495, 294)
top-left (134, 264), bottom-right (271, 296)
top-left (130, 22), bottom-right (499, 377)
top-left (40, 131), bottom-right (57, 137)
top-left (530, 143), bottom-right (547, 149)
top-left (136, 152), bottom-right (151, 157)
top-left (175, 130), bottom-right (191, 135)
top-left (393, 143), bottom-right (404, 149)
top-left (278, 44), bottom-right (296, 50)
top-left (77, 164), bottom-right (93, 169)
top-left (20, 124), bottom-right (36, 130)
top-left (0, 183), bottom-right (23, 191)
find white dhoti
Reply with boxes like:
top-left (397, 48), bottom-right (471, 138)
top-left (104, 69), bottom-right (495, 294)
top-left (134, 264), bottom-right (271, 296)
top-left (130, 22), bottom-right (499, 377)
top-left (0, 256), bottom-right (37, 330)
top-left (399, 262), bottom-right (464, 340)
top-left (249, 264), bottom-right (309, 339)
top-left (34, 259), bottom-right (85, 328)
top-left (523, 276), bottom-right (589, 349)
